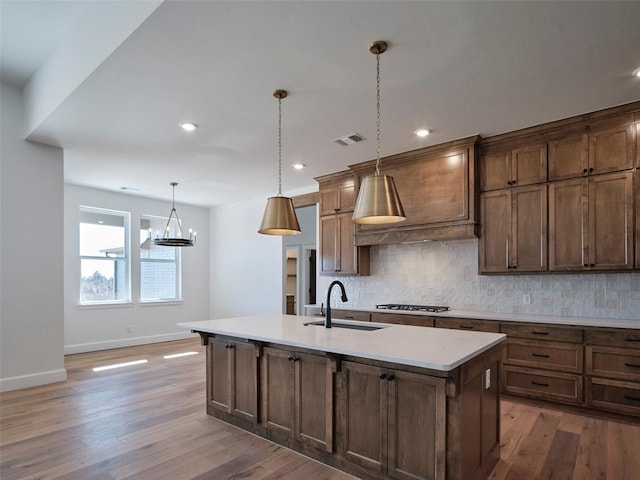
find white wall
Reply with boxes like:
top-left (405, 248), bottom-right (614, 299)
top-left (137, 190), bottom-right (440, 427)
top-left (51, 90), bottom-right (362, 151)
top-left (318, 239), bottom-right (640, 324)
top-left (209, 197), bottom-right (284, 318)
top-left (64, 184), bottom-right (210, 353)
top-left (1, 82), bottom-right (66, 391)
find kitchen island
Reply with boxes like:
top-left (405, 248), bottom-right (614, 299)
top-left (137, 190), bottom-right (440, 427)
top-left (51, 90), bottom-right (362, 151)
top-left (179, 315), bottom-right (506, 480)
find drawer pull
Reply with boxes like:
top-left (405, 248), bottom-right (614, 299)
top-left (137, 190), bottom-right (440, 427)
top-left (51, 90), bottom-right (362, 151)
top-left (531, 331), bottom-right (549, 336)
top-left (624, 362), bottom-right (640, 368)
top-left (344, 316), bottom-right (354, 319)
top-left (532, 353), bottom-right (550, 358)
top-left (460, 325), bottom-right (474, 330)
top-left (531, 381), bottom-right (549, 387)
top-left (625, 338), bottom-right (640, 342)
top-left (624, 395), bottom-right (640, 402)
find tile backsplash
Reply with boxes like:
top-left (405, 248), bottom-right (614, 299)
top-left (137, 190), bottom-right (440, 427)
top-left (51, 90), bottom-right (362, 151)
top-left (317, 238), bottom-right (640, 322)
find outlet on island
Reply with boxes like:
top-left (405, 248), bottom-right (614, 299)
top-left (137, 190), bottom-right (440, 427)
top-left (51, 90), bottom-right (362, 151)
top-left (522, 294), bottom-right (531, 305)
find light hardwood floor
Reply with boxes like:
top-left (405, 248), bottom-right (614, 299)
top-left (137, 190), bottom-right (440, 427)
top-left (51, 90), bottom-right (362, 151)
top-left (1, 338), bottom-right (638, 480)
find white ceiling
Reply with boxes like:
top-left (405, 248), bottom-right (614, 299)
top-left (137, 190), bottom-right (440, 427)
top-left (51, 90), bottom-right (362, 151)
top-left (2, 0), bottom-right (639, 207)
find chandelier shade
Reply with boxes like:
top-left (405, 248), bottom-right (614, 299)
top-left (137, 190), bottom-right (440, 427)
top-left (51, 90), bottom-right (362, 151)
top-left (153, 182), bottom-right (196, 247)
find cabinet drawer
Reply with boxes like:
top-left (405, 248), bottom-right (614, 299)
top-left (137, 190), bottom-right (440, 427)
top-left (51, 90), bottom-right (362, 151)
top-left (585, 327), bottom-right (640, 347)
top-left (503, 366), bottom-right (583, 404)
top-left (500, 322), bottom-right (583, 343)
top-left (370, 313), bottom-right (434, 327)
top-left (503, 339), bottom-right (583, 373)
top-left (435, 317), bottom-right (500, 333)
top-left (331, 309), bottom-right (370, 322)
top-left (587, 377), bottom-right (640, 416)
top-left (586, 346), bottom-right (640, 381)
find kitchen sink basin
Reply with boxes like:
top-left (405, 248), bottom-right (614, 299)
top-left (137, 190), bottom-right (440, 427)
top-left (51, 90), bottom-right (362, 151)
top-left (304, 321), bottom-right (384, 331)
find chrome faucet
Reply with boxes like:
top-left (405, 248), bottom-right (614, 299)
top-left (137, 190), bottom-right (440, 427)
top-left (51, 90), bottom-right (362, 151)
top-left (325, 280), bottom-right (348, 328)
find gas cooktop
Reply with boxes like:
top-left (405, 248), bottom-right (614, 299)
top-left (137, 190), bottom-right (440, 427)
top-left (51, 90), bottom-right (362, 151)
top-left (375, 304), bottom-right (450, 313)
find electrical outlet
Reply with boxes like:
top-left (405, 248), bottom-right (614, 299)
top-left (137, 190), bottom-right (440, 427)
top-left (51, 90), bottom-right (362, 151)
top-left (522, 294), bottom-right (531, 305)
top-left (485, 369), bottom-right (491, 389)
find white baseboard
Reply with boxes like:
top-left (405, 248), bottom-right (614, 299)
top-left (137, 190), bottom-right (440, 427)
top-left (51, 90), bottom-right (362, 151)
top-left (0, 369), bottom-right (67, 393)
top-left (64, 331), bottom-right (198, 355)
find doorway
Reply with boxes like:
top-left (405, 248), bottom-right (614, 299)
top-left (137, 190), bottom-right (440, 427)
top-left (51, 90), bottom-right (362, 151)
top-left (284, 204), bottom-right (318, 315)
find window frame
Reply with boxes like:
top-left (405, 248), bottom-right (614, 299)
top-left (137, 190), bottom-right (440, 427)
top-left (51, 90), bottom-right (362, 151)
top-left (79, 206), bottom-right (131, 305)
top-left (139, 214), bottom-right (183, 303)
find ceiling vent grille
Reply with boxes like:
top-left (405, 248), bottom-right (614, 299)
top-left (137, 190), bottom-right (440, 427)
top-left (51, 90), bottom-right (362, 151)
top-left (333, 133), bottom-right (366, 146)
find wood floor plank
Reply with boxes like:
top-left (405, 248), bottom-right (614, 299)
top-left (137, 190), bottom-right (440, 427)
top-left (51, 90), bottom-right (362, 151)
top-left (2, 338), bottom-right (639, 480)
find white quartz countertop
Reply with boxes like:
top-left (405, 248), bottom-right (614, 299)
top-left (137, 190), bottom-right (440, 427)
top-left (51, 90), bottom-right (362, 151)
top-left (305, 305), bottom-right (640, 330)
top-left (178, 315), bottom-right (505, 372)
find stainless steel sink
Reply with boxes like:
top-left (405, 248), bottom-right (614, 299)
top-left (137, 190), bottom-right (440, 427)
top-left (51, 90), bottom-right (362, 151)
top-left (304, 320), bottom-right (384, 331)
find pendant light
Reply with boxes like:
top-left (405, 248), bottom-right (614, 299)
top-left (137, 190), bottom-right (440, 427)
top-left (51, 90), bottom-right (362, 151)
top-left (258, 89), bottom-right (302, 236)
top-left (153, 182), bottom-right (196, 247)
top-left (352, 41), bottom-right (406, 225)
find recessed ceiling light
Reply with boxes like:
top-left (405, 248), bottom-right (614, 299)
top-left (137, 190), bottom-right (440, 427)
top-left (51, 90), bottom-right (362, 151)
top-left (415, 129), bottom-right (430, 137)
top-left (634, 68), bottom-right (640, 78)
top-left (180, 122), bottom-right (198, 131)
top-left (292, 163), bottom-right (306, 170)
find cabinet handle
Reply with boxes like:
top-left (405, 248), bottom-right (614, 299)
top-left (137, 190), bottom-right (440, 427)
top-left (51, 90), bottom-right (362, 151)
top-left (334, 208), bottom-right (340, 212)
top-left (511, 179), bottom-right (516, 185)
top-left (582, 168), bottom-right (588, 175)
top-left (379, 373), bottom-right (388, 380)
top-left (532, 353), bottom-right (550, 358)
top-left (225, 344), bottom-right (235, 349)
top-left (589, 167), bottom-right (594, 173)
top-left (624, 362), bottom-right (640, 368)
top-left (531, 381), bottom-right (549, 387)
top-left (507, 180), bottom-right (512, 186)
top-left (386, 374), bottom-right (395, 381)
top-left (344, 315), bottom-right (354, 319)
top-left (531, 331), bottom-right (549, 336)
top-left (288, 355), bottom-right (298, 361)
top-left (459, 325), bottom-right (474, 330)
top-left (625, 338), bottom-right (640, 342)
top-left (624, 395), bottom-right (640, 402)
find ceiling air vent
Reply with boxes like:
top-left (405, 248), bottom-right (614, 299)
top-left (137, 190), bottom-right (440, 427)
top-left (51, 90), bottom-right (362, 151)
top-left (333, 133), bottom-right (366, 146)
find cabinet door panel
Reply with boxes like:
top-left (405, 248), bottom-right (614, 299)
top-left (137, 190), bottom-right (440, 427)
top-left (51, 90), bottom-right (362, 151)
top-left (262, 347), bottom-right (294, 435)
top-left (388, 370), bottom-right (445, 480)
top-left (512, 144), bottom-right (547, 186)
top-left (319, 216), bottom-right (337, 273)
top-left (337, 213), bottom-right (356, 274)
top-left (588, 172), bottom-right (633, 269)
top-left (589, 115), bottom-right (635, 174)
top-left (209, 340), bottom-right (232, 413)
top-left (548, 134), bottom-right (588, 180)
top-left (341, 361), bottom-right (386, 471)
top-left (512, 185), bottom-right (547, 271)
top-left (233, 343), bottom-right (258, 422)
top-left (296, 353), bottom-right (332, 452)
top-left (549, 178), bottom-right (587, 270)
top-left (480, 151), bottom-right (510, 191)
top-left (479, 190), bottom-right (510, 273)
top-left (636, 170), bottom-right (640, 269)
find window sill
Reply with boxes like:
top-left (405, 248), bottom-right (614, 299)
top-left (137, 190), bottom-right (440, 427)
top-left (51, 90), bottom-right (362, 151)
top-left (78, 302), bottom-right (134, 310)
top-left (139, 300), bottom-right (184, 307)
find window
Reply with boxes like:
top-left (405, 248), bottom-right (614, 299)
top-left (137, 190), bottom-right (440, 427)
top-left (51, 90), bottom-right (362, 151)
top-left (140, 215), bottom-right (181, 302)
top-left (79, 207), bottom-right (130, 304)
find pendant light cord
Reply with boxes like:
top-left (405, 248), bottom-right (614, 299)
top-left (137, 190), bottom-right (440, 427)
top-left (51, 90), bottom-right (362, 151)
top-left (278, 96), bottom-right (283, 196)
top-left (375, 50), bottom-right (381, 176)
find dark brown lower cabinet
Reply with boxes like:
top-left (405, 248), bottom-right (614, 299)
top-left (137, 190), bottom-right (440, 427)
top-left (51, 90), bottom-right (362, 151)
top-left (202, 333), bottom-right (502, 480)
top-left (208, 337), bottom-right (258, 423)
top-left (338, 361), bottom-right (446, 480)
top-left (262, 346), bottom-right (334, 453)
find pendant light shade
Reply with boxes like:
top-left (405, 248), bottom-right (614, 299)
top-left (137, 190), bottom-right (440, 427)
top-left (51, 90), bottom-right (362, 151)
top-left (259, 196), bottom-right (301, 235)
top-left (259, 89), bottom-right (302, 236)
top-left (352, 175), bottom-right (405, 224)
top-left (353, 40), bottom-right (406, 225)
